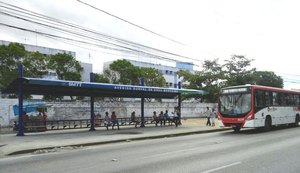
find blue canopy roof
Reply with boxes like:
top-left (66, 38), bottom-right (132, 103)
top-left (13, 102), bottom-right (49, 116)
top-left (3, 77), bottom-right (208, 98)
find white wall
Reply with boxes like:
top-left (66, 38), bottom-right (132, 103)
top-left (80, 62), bottom-right (93, 82)
top-left (0, 98), bottom-right (18, 128)
top-left (0, 98), bottom-right (216, 127)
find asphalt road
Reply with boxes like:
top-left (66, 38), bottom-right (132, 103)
top-left (1, 126), bottom-right (300, 173)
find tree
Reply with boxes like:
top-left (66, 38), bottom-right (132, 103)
top-left (108, 59), bottom-right (140, 85)
top-left (177, 59), bottom-right (225, 102)
top-left (47, 53), bottom-right (83, 81)
top-left (177, 70), bottom-right (205, 89)
top-left (94, 73), bottom-right (110, 83)
top-left (0, 43), bottom-right (27, 88)
top-left (177, 70), bottom-right (206, 101)
top-left (223, 55), bottom-right (255, 86)
top-left (103, 68), bottom-right (118, 84)
top-left (23, 51), bottom-right (47, 78)
top-left (201, 59), bottom-right (225, 102)
top-left (252, 71), bottom-right (283, 88)
top-left (140, 67), bottom-right (165, 87)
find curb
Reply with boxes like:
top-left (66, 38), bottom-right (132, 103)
top-left (7, 128), bottom-right (230, 156)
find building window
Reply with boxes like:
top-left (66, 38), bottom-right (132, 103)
top-left (165, 70), bottom-right (169, 74)
top-left (169, 82), bottom-right (173, 87)
top-left (170, 71), bottom-right (173, 75)
top-left (166, 82), bottom-right (169, 86)
top-left (174, 84), bottom-right (177, 88)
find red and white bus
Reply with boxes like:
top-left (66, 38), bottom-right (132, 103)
top-left (218, 85), bottom-right (300, 132)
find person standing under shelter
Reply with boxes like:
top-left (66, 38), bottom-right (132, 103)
top-left (211, 108), bottom-right (217, 127)
top-left (159, 111), bottom-right (164, 126)
top-left (204, 107), bottom-right (212, 126)
top-left (42, 111), bottom-right (48, 124)
top-left (173, 106), bottom-right (180, 127)
top-left (111, 111), bottom-right (120, 130)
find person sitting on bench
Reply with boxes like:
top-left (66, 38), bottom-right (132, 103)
top-left (151, 111), bottom-right (159, 126)
top-left (131, 111), bottom-right (139, 128)
top-left (104, 112), bottom-right (112, 130)
top-left (111, 111), bottom-right (120, 130)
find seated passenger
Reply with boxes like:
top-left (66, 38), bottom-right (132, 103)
top-left (95, 112), bottom-right (101, 126)
top-left (131, 111), bottom-right (139, 128)
top-left (151, 111), bottom-right (159, 126)
top-left (104, 112), bottom-right (112, 130)
top-left (163, 110), bottom-right (169, 126)
top-left (111, 111), bottom-right (120, 130)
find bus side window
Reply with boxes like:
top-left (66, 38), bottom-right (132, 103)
top-left (296, 95), bottom-right (300, 105)
top-left (273, 92), bottom-right (279, 106)
top-left (254, 90), bottom-right (265, 112)
top-left (265, 91), bottom-right (272, 106)
top-left (290, 95), bottom-right (294, 106)
top-left (279, 93), bottom-right (286, 106)
top-left (286, 94), bottom-right (294, 106)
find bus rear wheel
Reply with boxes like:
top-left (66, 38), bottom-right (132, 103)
top-left (295, 115), bottom-right (299, 127)
top-left (264, 116), bottom-right (272, 131)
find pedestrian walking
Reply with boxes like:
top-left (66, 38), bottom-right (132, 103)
top-left (204, 107), bottom-right (212, 126)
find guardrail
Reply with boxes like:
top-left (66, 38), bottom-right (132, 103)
top-left (14, 116), bottom-right (167, 132)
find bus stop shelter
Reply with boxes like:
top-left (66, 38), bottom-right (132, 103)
top-left (2, 66), bottom-right (208, 136)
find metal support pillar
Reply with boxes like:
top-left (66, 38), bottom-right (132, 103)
top-left (89, 73), bottom-right (96, 131)
top-left (140, 78), bottom-right (145, 127)
top-left (178, 82), bottom-right (182, 125)
top-left (17, 63), bottom-right (24, 136)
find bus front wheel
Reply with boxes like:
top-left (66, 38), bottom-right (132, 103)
top-left (264, 116), bottom-right (272, 131)
top-left (233, 127), bottom-right (241, 132)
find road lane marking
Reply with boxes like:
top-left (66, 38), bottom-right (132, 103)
top-left (200, 162), bottom-right (241, 173)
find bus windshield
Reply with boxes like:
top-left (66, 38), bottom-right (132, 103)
top-left (219, 93), bottom-right (251, 116)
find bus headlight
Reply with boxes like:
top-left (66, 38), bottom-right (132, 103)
top-left (246, 115), bottom-right (253, 120)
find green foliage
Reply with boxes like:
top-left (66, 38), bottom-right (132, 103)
top-left (109, 59), bottom-right (140, 85)
top-left (47, 53), bottom-right (83, 81)
top-left (223, 55), bottom-right (256, 86)
top-left (177, 59), bottom-right (225, 102)
top-left (178, 56), bottom-right (284, 103)
top-left (252, 71), bottom-right (283, 88)
top-left (201, 59), bottom-right (225, 102)
top-left (94, 73), bottom-right (110, 83)
top-left (1, 42), bottom-right (285, 103)
top-left (104, 59), bottom-right (166, 87)
top-left (0, 43), bottom-right (83, 101)
top-left (0, 43), bottom-right (27, 88)
top-left (140, 67), bottom-right (165, 87)
top-left (23, 51), bottom-right (48, 78)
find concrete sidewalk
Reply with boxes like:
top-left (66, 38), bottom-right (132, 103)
top-left (0, 118), bottom-right (229, 158)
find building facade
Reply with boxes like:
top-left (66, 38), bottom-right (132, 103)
top-left (103, 60), bottom-right (193, 88)
top-left (0, 40), bottom-right (76, 57)
top-left (0, 40), bottom-right (92, 82)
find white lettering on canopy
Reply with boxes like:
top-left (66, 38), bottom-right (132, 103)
top-left (68, 82), bottom-right (82, 87)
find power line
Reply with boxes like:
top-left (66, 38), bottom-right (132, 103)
top-left (256, 68), bottom-right (300, 78)
top-left (76, 0), bottom-right (187, 46)
top-left (0, 1), bottom-right (200, 63)
top-left (0, 22), bottom-right (194, 64)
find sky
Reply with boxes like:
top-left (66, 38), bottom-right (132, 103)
top-left (1, 0), bottom-right (300, 89)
